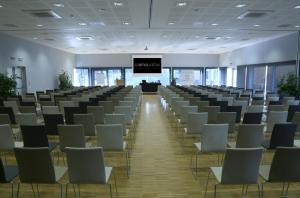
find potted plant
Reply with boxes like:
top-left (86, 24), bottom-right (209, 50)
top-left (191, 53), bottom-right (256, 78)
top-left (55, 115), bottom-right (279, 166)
top-left (58, 71), bottom-right (73, 90)
top-left (0, 73), bottom-right (17, 98)
top-left (277, 73), bottom-right (300, 98)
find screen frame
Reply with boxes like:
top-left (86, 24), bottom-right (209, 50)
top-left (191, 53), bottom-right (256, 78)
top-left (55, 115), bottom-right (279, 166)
top-left (132, 55), bottom-right (163, 75)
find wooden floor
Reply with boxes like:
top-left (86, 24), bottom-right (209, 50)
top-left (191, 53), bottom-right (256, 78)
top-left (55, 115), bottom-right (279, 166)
top-left (1, 95), bottom-right (300, 197)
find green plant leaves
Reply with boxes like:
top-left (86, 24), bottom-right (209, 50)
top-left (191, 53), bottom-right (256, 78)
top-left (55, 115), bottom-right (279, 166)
top-left (58, 71), bottom-right (72, 90)
top-left (0, 73), bottom-right (16, 98)
top-left (277, 73), bottom-right (300, 97)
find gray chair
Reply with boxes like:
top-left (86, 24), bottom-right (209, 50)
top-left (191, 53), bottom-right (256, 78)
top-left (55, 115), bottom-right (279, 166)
top-left (266, 111), bottom-right (288, 132)
top-left (0, 124), bottom-right (23, 153)
top-left (42, 106), bottom-right (60, 114)
top-left (114, 106), bottom-right (133, 125)
top-left (4, 101), bottom-right (19, 115)
top-left (193, 124), bottom-right (229, 176)
top-left (16, 113), bottom-right (38, 126)
top-left (0, 158), bottom-right (18, 197)
top-left (228, 124), bottom-right (264, 148)
top-left (14, 147), bottom-right (67, 197)
top-left (292, 112), bottom-right (300, 132)
top-left (247, 105), bottom-right (264, 113)
top-left (259, 147), bottom-right (300, 197)
top-left (184, 112), bottom-right (208, 135)
top-left (201, 106), bottom-right (220, 124)
top-left (204, 148), bottom-right (263, 198)
top-left (216, 112), bottom-right (236, 133)
top-left (57, 125), bottom-right (86, 153)
top-left (104, 114), bottom-right (127, 136)
top-left (0, 114), bottom-right (11, 125)
top-left (65, 147), bottom-right (117, 198)
top-left (87, 106), bottom-right (104, 124)
top-left (73, 114), bottom-right (96, 136)
top-left (98, 101), bottom-right (114, 114)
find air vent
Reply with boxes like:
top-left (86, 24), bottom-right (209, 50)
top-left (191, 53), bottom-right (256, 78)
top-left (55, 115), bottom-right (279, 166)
top-left (205, 36), bottom-right (220, 40)
top-left (45, 38), bottom-right (55, 41)
top-left (278, 24), bottom-right (292, 28)
top-left (3, 24), bottom-right (18, 27)
top-left (23, 9), bottom-right (62, 19)
top-left (237, 10), bottom-right (273, 19)
top-left (76, 36), bottom-right (94, 40)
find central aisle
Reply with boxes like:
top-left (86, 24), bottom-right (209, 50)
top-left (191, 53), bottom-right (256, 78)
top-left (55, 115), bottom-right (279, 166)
top-left (119, 95), bottom-right (202, 197)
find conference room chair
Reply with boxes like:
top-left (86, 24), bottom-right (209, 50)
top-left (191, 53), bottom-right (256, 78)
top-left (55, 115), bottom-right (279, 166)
top-left (73, 114), bottom-right (96, 136)
top-left (114, 106), bottom-right (134, 126)
top-left (3, 101), bottom-right (19, 115)
top-left (233, 100), bottom-right (248, 116)
top-left (292, 112), bottom-right (300, 132)
top-left (221, 97), bottom-right (234, 106)
top-left (0, 157), bottom-right (18, 197)
top-left (193, 124), bottom-right (229, 176)
top-left (42, 106), bottom-right (60, 114)
top-left (65, 147), bottom-right (117, 198)
top-left (20, 125), bottom-right (57, 151)
top-left (16, 113), bottom-right (38, 126)
top-left (204, 148), bottom-right (263, 198)
top-left (180, 106), bottom-right (198, 126)
top-left (98, 101), bottom-right (114, 114)
top-left (14, 147), bottom-right (67, 198)
top-left (263, 123), bottom-right (297, 149)
top-left (268, 105), bottom-right (285, 113)
top-left (269, 101), bottom-right (283, 106)
top-left (39, 101), bottom-right (55, 107)
top-left (252, 99), bottom-right (264, 106)
top-left (226, 106), bottom-right (242, 123)
top-left (266, 96), bottom-right (279, 105)
top-left (228, 124), bottom-right (264, 148)
top-left (283, 97), bottom-right (296, 105)
top-left (0, 107), bottom-right (16, 124)
top-left (188, 97), bottom-right (200, 106)
top-left (0, 114), bottom-right (11, 125)
top-left (182, 112), bottom-right (208, 143)
top-left (64, 106), bottom-right (86, 124)
top-left (285, 100), bottom-right (300, 110)
top-left (287, 105), bottom-right (300, 122)
top-left (87, 106), bottom-right (104, 124)
top-left (201, 106), bottom-right (220, 124)
top-left (242, 112), bottom-right (263, 124)
top-left (216, 112), bottom-right (236, 134)
top-left (246, 105), bottom-right (264, 113)
top-left (104, 114), bottom-right (128, 137)
top-left (259, 147), bottom-right (300, 197)
top-left (43, 114), bottom-right (64, 135)
top-left (173, 101), bottom-right (190, 120)
top-left (96, 124), bottom-right (130, 176)
top-left (266, 111), bottom-right (288, 133)
top-left (59, 101), bottom-right (76, 116)
top-left (209, 101), bottom-right (228, 112)
top-left (195, 100), bottom-right (210, 112)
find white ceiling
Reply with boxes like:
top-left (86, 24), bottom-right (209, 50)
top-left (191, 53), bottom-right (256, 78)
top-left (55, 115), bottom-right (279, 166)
top-left (0, 0), bottom-right (299, 54)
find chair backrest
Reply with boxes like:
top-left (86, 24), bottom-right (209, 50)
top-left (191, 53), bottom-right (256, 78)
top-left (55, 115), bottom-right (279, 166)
top-left (202, 106), bottom-right (220, 124)
top-left (196, 101), bottom-right (209, 112)
top-left (242, 112), bottom-right (262, 124)
top-left (96, 124), bottom-right (124, 150)
top-left (236, 124), bottom-right (264, 148)
top-left (201, 124), bottom-right (228, 152)
top-left (14, 147), bottom-right (56, 183)
top-left (87, 106), bottom-right (104, 124)
top-left (42, 106), bottom-right (60, 114)
top-left (269, 123), bottom-right (297, 149)
top-left (266, 111), bottom-right (288, 132)
top-left (104, 114), bottom-right (126, 135)
top-left (59, 101), bottom-right (76, 115)
top-left (186, 112), bottom-right (208, 134)
top-left (73, 114), bottom-right (95, 136)
top-left (221, 148), bottom-right (263, 184)
top-left (3, 101), bottom-right (19, 114)
top-left (0, 158), bottom-right (10, 182)
top-left (0, 107), bottom-right (16, 124)
top-left (20, 125), bottom-right (49, 147)
top-left (43, 114), bottom-right (64, 135)
top-left (287, 105), bottom-right (300, 122)
top-left (98, 101), bottom-right (114, 114)
top-left (58, 125), bottom-right (86, 152)
top-left (0, 124), bottom-right (15, 151)
top-left (114, 106), bottom-right (132, 124)
top-left (16, 113), bottom-right (38, 126)
top-left (0, 114), bottom-right (11, 125)
top-left (65, 147), bottom-right (107, 184)
top-left (216, 112), bottom-right (236, 133)
top-left (181, 106), bottom-right (198, 123)
top-left (292, 112), bottom-right (300, 131)
top-left (226, 106), bottom-right (242, 123)
top-left (268, 105), bottom-right (285, 112)
top-left (209, 101), bottom-right (228, 112)
top-left (64, 106), bottom-right (87, 124)
top-left (247, 105), bottom-right (264, 113)
top-left (268, 147), bottom-right (300, 182)
top-left (233, 100), bottom-right (247, 115)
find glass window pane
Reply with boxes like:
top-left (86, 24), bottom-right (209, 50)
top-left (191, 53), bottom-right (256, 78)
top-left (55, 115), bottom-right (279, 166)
top-left (94, 70), bottom-right (108, 86)
top-left (73, 68), bottom-right (89, 87)
top-left (108, 69), bottom-right (122, 86)
top-left (205, 68), bottom-right (219, 86)
top-left (226, 68), bottom-right (233, 86)
top-left (125, 68), bottom-right (170, 86)
top-left (173, 69), bottom-right (202, 86)
top-left (233, 69), bottom-right (237, 87)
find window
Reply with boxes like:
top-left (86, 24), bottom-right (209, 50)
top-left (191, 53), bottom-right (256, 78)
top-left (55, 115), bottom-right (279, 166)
top-left (205, 68), bottom-right (219, 86)
top-left (226, 68), bottom-right (233, 87)
top-left (232, 69), bottom-right (237, 87)
top-left (125, 68), bottom-right (170, 86)
top-left (173, 69), bottom-right (202, 86)
top-left (93, 70), bottom-right (108, 86)
top-left (73, 68), bottom-right (89, 87)
top-left (108, 69), bottom-right (122, 86)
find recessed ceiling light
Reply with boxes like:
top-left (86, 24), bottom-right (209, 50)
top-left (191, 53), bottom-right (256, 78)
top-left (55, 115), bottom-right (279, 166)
top-left (162, 35), bottom-right (168, 38)
top-left (123, 22), bottom-right (130, 25)
top-left (0, 5), bottom-right (3, 8)
top-left (53, 3), bottom-right (64, 7)
top-left (168, 22), bottom-right (175, 25)
top-left (254, 24), bottom-right (260, 27)
top-left (211, 23), bottom-right (218, 26)
top-left (114, 2), bottom-right (123, 6)
top-left (295, 25), bottom-right (300, 28)
top-left (36, 24), bottom-right (43, 27)
top-left (195, 35), bottom-right (200, 39)
top-left (76, 36), bottom-right (94, 41)
top-left (294, 5), bottom-right (300, 9)
top-left (33, 37), bottom-right (38, 40)
top-left (235, 4), bottom-right (246, 8)
top-left (78, 22), bottom-right (87, 26)
top-left (177, 2), bottom-right (187, 7)
top-left (225, 36), bottom-right (232, 39)
top-left (98, 8), bottom-right (106, 12)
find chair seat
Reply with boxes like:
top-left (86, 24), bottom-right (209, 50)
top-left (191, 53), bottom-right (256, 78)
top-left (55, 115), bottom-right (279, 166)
top-left (54, 166), bottom-right (67, 181)
top-left (262, 140), bottom-right (270, 149)
top-left (49, 142), bottom-right (58, 151)
top-left (211, 167), bottom-right (222, 183)
top-left (184, 128), bottom-right (201, 136)
top-left (3, 166), bottom-right (18, 182)
top-left (227, 142), bottom-right (236, 148)
top-left (15, 141), bottom-right (24, 148)
top-left (259, 165), bottom-right (271, 181)
top-left (294, 140), bottom-right (300, 147)
top-left (194, 142), bottom-right (202, 151)
top-left (105, 166), bottom-right (113, 183)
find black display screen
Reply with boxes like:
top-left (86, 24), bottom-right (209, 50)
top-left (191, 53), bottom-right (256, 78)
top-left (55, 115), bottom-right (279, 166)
top-left (133, 58), bottom-right (162, 74)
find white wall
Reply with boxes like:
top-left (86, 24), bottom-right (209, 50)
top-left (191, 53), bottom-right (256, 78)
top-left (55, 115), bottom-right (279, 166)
top-left (219, 32), bottom-right (298, 67)
top-left (0, 33), bottom-right (75, 92)
top-left (75, 53), bottom-right (219, 68)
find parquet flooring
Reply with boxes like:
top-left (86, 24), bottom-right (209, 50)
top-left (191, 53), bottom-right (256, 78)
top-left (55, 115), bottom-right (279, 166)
top-left (1, 95), bottom-right (300, 197)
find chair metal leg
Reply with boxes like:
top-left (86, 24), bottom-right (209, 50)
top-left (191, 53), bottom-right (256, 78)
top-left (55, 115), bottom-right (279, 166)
top-left (195, 151), bottom-right (198, 177)
top-left (109, 184), bottom-right (113, 198)
top-left (65, 183), bottom-right (68, 198)
top-left (113, 170), bottom-right (118, 195)
top-left (60, 183), bottom-right (63, 198)
top-left (204, 171), bottom-right (211, 198)
top-left (30, 183), bottom-right (36, 197)
top-left (78, 184), bottom-right (81, 197)
top-left (284, 183), bottom-right (290, 197)
top-left (72, 184), bottom-right (77, 197)
top-left (16, 183), bottom-right (20, 198)
top-left (36, 184), bottom-right (40, 196)
top-left (257, 184), bottom-right (261, 198)
top-left (261, 183), bottom-right (264, 198)
top-left (281, 182), bottom-right (286, 197)
top-left (126, 150), bottom-right (130, 177)
top-left (11, 183), bottom-right (14, 198)
top-left (214, 184), bottom-right (217, 198)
